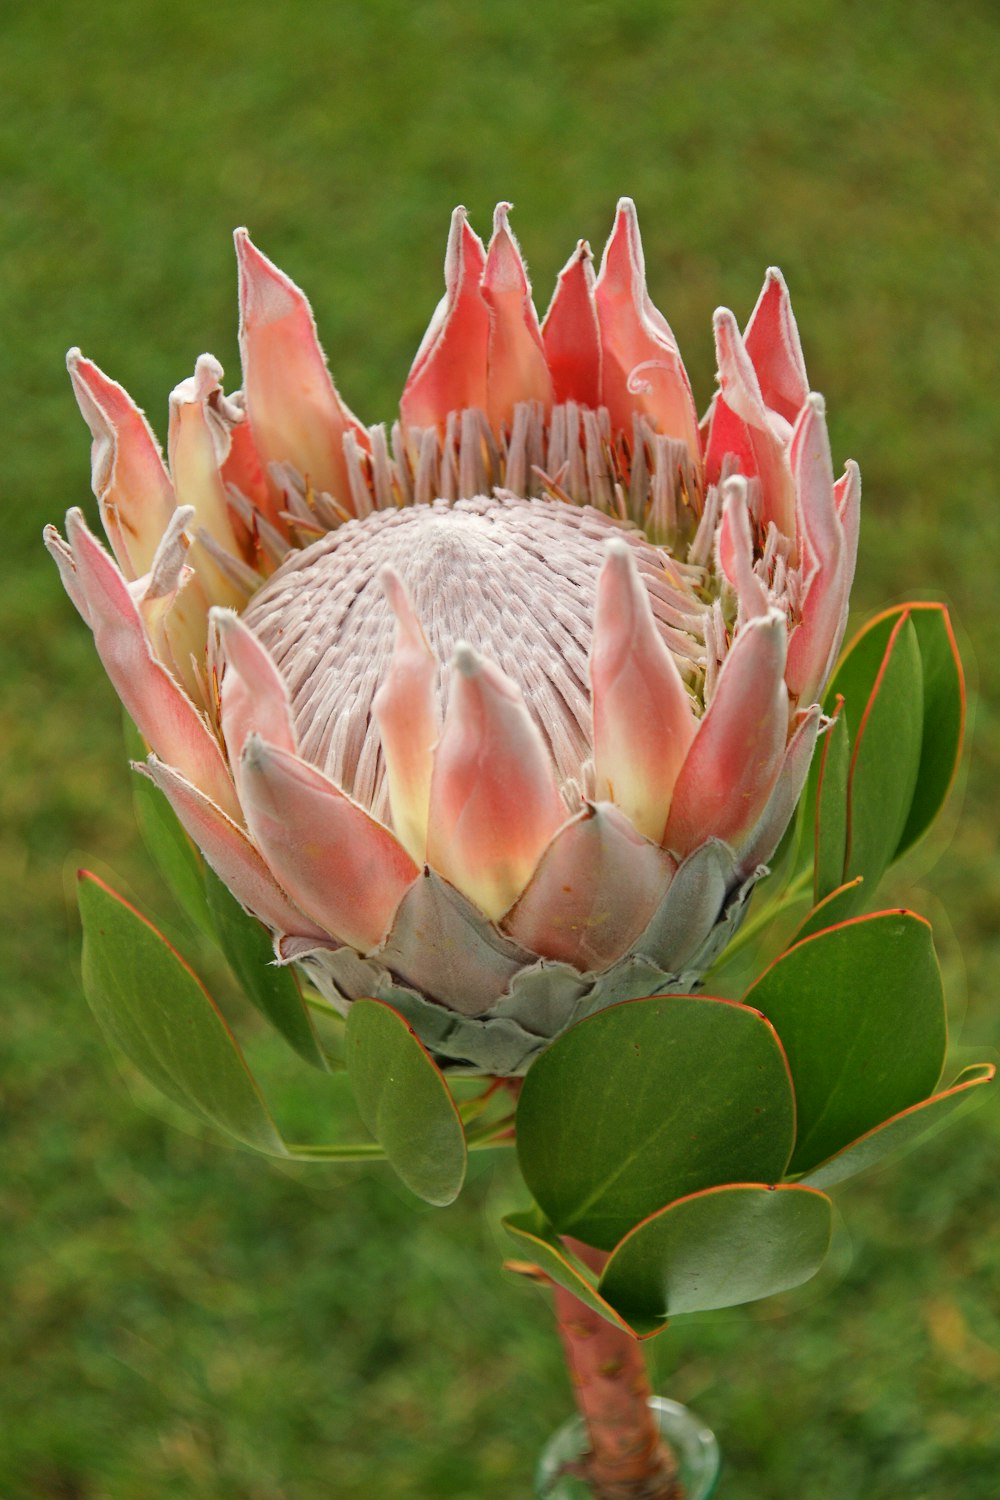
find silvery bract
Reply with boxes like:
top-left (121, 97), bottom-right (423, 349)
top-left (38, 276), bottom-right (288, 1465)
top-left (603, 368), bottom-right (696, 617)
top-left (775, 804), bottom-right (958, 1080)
top-left (46, 201), bottom-right (859, 1074)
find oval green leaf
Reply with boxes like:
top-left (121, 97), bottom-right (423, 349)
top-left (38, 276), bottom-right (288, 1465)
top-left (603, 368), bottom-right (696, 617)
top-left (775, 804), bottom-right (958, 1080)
top-left (203, 865), bottom-right (328, 1071)
top-left (516, 995), bottom-right (796, 1251)
top-left (801, 1063), bottom-right (995, 1189)
top-left (841, 613), bottom-right (923, 892)
top-left (78, 871), bottom-right (286, 1156)
top-left (896, 605), bottom-right (965, 855)
top-left (598, 1183), bottom-right (833, 1331)
top-left (745, 910), bottom-right (947, 1176)
top-left (345, 999), bottom-right (467, 1206)
top-left (825, 604), bottom-right (966, 880)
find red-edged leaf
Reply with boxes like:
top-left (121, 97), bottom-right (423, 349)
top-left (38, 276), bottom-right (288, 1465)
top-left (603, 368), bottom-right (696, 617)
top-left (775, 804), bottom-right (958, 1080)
top-left (78, 871), bottom-right (286, 1156)
top-left (896, 604), bottom-right (966, 854)
top-left (841, 612), bottom-right (923, 890)
top-left (598, 1182), bottom-right (833, 1330)
top-left (801, 1064), bottom-right (995, 1189)
top-left (824, 603), bottom-right (966, 884)
top-left (745, 910), bottom-right (946, 1176)
top-left (792, 876), bottom-right (865, 944)
top-left (516, 994), bottom-right (796, 1251)
top-left (345, 999), bottom-right (467, 1205)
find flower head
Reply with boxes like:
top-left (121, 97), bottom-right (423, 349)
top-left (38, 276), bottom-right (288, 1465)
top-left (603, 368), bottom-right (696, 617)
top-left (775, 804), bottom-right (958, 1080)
top-left (47, 200), bottom-right (859, 1074)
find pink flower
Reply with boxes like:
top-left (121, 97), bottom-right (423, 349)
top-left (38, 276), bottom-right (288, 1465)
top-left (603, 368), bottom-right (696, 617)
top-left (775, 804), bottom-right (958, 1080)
top-left (47, 200), bottom-right (859, 1075)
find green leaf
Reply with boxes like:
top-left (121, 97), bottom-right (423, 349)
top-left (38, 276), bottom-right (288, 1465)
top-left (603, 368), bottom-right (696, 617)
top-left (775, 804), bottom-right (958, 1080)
top-left (896, 605), bottom-right (965, 855)
top-left (814, 698), bottom-right (850, 902)
top-left (126, 719), bottom-right (214, 939)
top-left (203, 866), bottom-right (328, 1071)
top-left (820, 605), bottom-right (966, 891)
top-left (841, 613), bottom-right (923, 892)
top-left (598, 1183), bottom-right (833, 1330)
top-left (745, 911), bottom-right (947, 1176)
top-left (801, 1064), bottom-right (995, 1189)
top-left (792, 877), bottom-right (865, 944)
top-left (501, 1209), bottom-right (645, 1335)
top-left (345, 999), bottom-right (467, 1206)
top-left (826, 610), bottom-right (902, 730)
top-left (78, 872), bottom-right (286, 1156)
top-left (516, 995), bottom-right (796, 1251)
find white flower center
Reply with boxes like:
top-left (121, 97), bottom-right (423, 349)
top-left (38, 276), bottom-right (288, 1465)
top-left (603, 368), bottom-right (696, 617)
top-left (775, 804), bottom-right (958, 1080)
top-left (242, 495), bottom-right (705, 818)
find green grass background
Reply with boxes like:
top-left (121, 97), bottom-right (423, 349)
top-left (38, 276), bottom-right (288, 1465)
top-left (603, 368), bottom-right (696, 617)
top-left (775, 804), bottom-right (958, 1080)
top-left (2, 1), bottom-right (999, 1495)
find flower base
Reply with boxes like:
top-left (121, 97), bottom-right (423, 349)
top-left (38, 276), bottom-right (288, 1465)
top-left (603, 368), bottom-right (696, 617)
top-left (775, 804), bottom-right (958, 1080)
top-left (535, 1396), bottom-right (720, 1500)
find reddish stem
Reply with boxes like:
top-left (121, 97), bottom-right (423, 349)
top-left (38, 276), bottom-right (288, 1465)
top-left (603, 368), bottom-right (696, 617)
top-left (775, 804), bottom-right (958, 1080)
top-left (552, 1239), bottom-right (682, 1499)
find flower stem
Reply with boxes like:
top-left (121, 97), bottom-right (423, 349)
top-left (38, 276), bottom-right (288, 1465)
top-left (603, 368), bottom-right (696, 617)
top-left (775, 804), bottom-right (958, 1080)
top-left (552, 1239), bottom-right (682, 1499)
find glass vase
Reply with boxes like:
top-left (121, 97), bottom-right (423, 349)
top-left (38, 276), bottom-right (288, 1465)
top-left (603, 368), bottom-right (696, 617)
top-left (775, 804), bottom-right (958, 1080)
top-left (535, 1395), bottom-right (721, 1499)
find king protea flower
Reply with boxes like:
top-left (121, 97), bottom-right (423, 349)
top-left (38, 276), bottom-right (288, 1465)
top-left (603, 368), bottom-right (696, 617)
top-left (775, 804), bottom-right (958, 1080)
top-left (46, 199), bottom-right (859, 1075)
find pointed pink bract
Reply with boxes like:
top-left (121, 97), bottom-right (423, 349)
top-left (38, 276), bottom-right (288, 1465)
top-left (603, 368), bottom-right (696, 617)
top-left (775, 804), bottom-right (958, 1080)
top-left (785, 397), bottom-right (854, 704)
top-left (426, 643), bottom-right (565, 920)
top-left (665, 610), bottom-right (789, 858)
top-left (504, 802), bottom-right (675, 970)
top-left (61, 509), bottom-right (240, 821)
top-left (481, 204), bottom-right (553, 429)
top-left (67, 349), bottom-right (176, 581)
top-left (142, 755), bottom-right (326, 939)
top-left (236, 229), bottom-right (367, 512)
top-left (743, 267), bottom-right (809, 425)
top-left (541, 240), bottom-right (601, 409)
top-left (590, 540), bottom-right (697, 841)
top-left (401, 208), bottom-right (490, 430)
top-left (214, 609), bottom-right (297, 776)
top-left (836, 459), bottom-right (862, 572)
top-left (710, 308), bottom-right (796, 539)
top-left (594, 199), bottom-right (699, 458)
top-left (239, 737), bottom-right (418, 951)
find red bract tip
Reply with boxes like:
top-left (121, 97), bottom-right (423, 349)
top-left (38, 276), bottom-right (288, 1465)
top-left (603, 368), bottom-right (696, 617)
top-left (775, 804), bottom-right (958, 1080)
top-left (481, 204), bottom-right (553, 429)
top-left (401, 207), bottom-right (489, 431)
top-left (594, 199), bottom-right (699, 459)
top-left (743, 267), bottom-right (809, 425)
top-left (542, 240), bottom-right (601, 410)
top-left (67, 348), bottom-right (176, 581)
top-left (235, 229), bottom-right (367, 512)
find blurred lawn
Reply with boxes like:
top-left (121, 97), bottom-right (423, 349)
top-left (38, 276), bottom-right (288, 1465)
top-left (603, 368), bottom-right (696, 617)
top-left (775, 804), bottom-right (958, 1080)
top-left (2, 1), bottom-right (999, 1496)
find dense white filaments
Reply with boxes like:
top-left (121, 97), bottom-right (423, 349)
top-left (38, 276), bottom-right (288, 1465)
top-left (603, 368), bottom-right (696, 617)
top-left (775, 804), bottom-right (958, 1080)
top-left (242, 493), bottom-right (709, 822)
